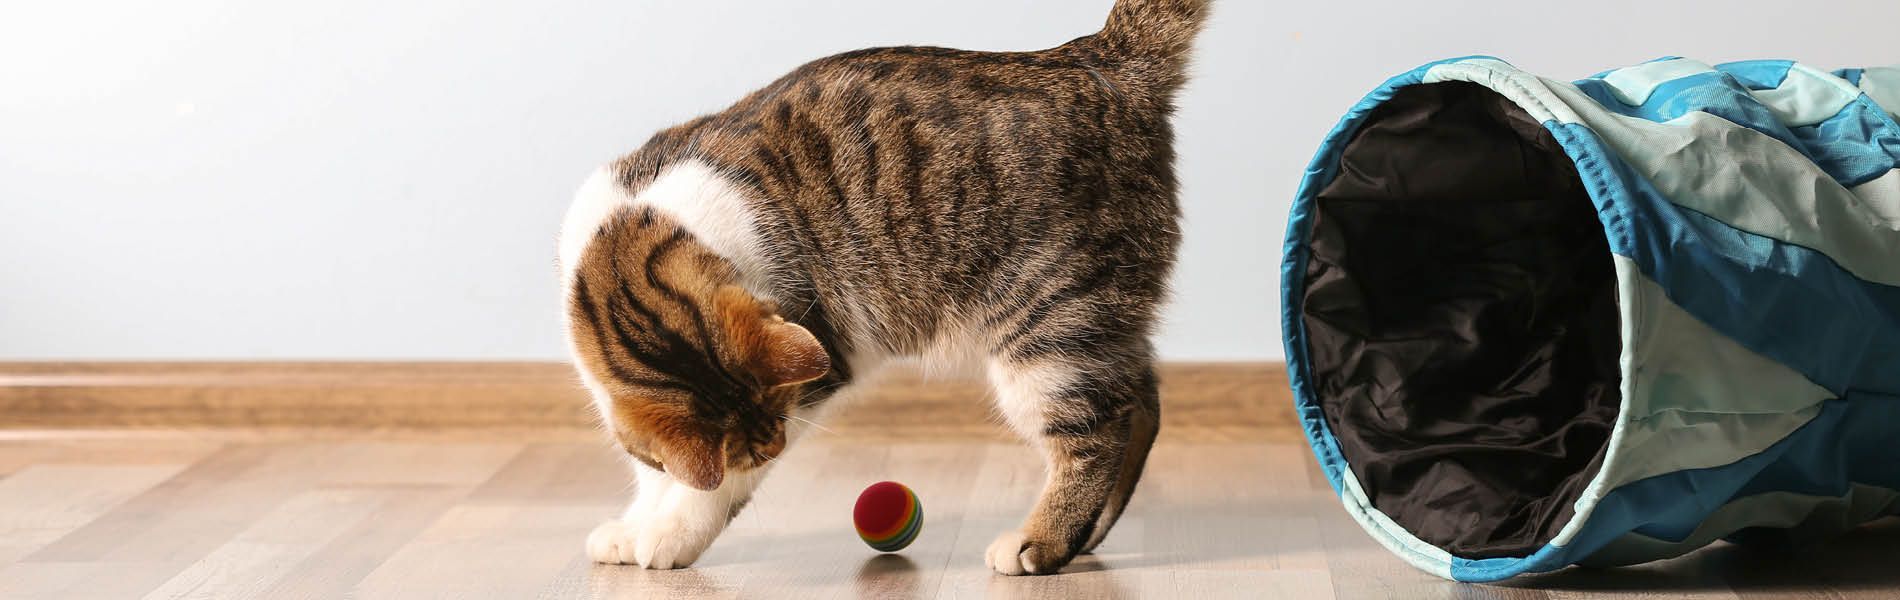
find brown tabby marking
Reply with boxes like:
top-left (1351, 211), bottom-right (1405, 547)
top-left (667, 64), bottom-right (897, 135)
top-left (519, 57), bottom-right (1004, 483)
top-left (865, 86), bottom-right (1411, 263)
top-left (568, 206), bottom-right (827, 490)
top-left (566, 0), bottom-right (1208, 575)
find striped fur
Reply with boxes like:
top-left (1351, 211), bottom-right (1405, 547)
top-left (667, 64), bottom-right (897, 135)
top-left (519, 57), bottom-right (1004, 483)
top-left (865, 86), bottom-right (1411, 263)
top-left (564, 0), bottom-right (1208, 575)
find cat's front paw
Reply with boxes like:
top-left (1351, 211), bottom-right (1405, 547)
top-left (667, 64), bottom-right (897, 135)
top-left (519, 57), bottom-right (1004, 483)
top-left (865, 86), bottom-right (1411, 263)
top-left (585, 516), bottom-right (714, 569)
top-left (587, 519), bottom-right (641, 565)
top-left (984, 530), bottom-right (1072, 576)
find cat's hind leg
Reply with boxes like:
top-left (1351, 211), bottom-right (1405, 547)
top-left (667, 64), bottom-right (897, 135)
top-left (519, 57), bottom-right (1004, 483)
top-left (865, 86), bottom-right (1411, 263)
top-left (1081, 377), bottom-right (1157, 555)
top-left (983, 348), bottom-right (1160, 575)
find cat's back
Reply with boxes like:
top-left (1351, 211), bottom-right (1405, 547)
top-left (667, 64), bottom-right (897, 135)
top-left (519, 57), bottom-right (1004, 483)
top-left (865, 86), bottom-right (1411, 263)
top-left (684, 37), bottom-right (1176, 210)
top-left (770, 41), bottom-right (1123, 106)
top-left (705, 39), bottom-right (1148, 156)
top-left (573, 0), bottom-right (1208, 355)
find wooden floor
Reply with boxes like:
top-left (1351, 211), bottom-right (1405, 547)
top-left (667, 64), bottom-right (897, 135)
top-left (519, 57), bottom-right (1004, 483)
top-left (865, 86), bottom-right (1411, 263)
top-left (2, 428), bottom-right (1896, 600)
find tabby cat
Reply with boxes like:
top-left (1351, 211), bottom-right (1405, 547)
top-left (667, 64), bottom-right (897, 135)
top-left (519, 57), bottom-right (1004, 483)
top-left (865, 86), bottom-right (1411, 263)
top-left (558, 0), bottom-right (1207, 575)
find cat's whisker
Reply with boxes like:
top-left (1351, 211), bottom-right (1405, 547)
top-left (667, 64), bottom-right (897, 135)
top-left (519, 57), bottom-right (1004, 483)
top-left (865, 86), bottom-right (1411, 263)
top-left (782, 413), bottom-right (835, 435)
top-left (792, 294), bottom-right (821, 322)
top-left (758, 451), bottom-right (786, 469)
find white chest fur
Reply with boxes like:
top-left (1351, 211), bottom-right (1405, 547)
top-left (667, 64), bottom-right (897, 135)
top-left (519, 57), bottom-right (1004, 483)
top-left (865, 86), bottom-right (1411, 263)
top-left (557, 159), bottom-right (772, 292)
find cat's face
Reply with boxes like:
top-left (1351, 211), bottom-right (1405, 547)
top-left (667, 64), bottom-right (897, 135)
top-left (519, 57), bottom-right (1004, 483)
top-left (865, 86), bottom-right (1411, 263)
top-left (565, 208), bottom-right (830, 491)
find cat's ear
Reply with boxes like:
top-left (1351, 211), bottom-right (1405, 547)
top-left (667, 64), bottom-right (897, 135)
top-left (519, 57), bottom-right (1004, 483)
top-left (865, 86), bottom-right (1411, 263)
top-left (657, 428), bottom-right (725, 491)
top-left (750, 318), bottom-right (831, 387)
top-left (714, 286), bottom-right (831, 387)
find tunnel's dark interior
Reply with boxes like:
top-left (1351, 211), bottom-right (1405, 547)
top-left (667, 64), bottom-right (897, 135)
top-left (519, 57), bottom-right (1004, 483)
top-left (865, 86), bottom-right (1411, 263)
top-left (1301, 81), bottom-right (1623, 558)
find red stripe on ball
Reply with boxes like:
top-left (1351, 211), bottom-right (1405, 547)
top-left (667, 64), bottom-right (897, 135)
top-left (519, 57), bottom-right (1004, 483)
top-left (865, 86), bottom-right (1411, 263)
top-left (854, 481), bottom-right (914, 540)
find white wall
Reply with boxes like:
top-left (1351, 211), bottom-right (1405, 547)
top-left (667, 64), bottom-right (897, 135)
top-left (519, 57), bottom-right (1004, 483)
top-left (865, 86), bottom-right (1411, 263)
top-left (4, 1), bottom-right (1895, 361)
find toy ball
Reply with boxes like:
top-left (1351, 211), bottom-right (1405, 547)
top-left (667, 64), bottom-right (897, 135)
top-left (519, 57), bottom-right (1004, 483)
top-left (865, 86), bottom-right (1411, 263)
top-left (853, 481), bottom-right (923, 552)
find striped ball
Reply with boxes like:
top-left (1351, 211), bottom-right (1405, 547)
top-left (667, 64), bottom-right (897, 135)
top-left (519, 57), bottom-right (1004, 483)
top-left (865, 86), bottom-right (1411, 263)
top-left (853, 481), bottom-right (922, 552)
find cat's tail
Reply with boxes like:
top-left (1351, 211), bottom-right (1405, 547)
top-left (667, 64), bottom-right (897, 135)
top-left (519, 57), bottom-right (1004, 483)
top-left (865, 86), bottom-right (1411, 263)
top-left (1093, 0), bottom-right (1210, 93)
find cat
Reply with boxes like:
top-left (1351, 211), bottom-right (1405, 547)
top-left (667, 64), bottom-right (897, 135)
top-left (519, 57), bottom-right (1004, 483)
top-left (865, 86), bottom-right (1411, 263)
top-left (558, 0), bottom-right (1206, 576)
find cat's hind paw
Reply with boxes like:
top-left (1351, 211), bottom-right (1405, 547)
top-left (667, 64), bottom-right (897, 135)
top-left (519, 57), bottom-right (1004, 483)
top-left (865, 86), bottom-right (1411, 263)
top-left (984, 530), bottom-right (1070, 576)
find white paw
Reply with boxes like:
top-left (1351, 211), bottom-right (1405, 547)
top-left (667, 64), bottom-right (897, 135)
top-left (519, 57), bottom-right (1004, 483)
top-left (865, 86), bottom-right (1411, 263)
top-left (633, 512), bottom-right (715, 569)
top-left (585, 515), bottom-right (714, 569)
top-left (984, 529), bottom-right (1073, 576)
top-left (985, 530), bottom-right (1031, 576)
top-left (587, 520), bottom-right (640, 565)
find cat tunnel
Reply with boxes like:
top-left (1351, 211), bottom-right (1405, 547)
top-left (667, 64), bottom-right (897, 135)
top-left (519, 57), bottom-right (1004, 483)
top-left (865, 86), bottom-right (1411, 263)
top-left (1280, 57), bottom-right (1900, 582)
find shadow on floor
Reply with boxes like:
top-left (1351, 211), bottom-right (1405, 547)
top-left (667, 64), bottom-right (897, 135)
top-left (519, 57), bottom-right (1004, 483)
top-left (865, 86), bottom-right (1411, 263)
top-left (1506, 518), bottom-right (1900, 594)
top-left (853, 554), bottom-right (920, 598)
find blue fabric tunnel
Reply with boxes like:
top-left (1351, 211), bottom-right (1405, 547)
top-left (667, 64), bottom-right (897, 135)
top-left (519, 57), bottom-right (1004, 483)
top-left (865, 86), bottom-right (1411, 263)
top-left (1281, 57), bottom-right (1900, 582)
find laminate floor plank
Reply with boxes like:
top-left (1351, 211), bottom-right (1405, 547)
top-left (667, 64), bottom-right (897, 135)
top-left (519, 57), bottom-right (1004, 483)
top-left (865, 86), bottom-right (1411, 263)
top-left (0, 465), bottom-right (190, 567)
top-left (0, 433), bottom-right (1891, 599)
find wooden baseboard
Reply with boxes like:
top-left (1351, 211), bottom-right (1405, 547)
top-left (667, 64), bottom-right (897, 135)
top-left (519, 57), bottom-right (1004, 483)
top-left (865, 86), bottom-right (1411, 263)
top-left (0, 361), bottom-right (1293, 440)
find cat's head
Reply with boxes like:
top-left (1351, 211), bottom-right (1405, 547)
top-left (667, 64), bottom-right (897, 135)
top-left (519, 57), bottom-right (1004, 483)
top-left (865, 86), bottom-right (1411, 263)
top-left (562, 205), bottom-right (830, 491)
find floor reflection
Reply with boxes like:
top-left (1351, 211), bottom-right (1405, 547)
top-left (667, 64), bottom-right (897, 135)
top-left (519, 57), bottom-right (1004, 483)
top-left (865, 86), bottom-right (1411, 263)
top-left (854, 553), bottom-right (919, 599)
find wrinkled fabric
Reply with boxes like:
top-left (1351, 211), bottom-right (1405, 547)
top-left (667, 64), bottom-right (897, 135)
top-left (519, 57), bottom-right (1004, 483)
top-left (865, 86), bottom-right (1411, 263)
top-left (1300, 82), bottom-right (1622, 559)
top-left (1284, 57), bottom-right (1900, 583)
